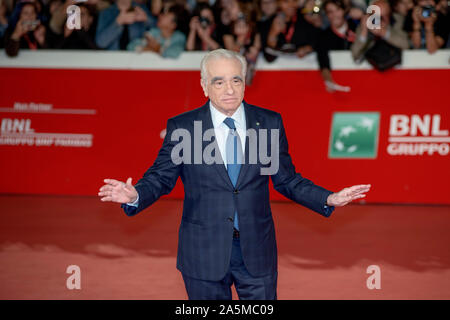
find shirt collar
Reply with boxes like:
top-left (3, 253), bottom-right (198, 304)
top-left (209, 101), bottom-right (245, 129)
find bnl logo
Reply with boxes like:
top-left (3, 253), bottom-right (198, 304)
top-left (329, 112), bottom-right (380, 159)
top-left (66, 0), bottom-right (88, 30)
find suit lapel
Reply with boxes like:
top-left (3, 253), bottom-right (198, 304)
top-left (197, 100), bottom-right (261, 190)
top-left (198, 101), bottom-right (235, 190)
top-left (235, 101), bottom-right (261, 189)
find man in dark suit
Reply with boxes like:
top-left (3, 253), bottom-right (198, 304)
top-left (98, 49), bottom-right (371, 300)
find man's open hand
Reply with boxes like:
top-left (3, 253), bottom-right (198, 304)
top-left (326, 184), bottom-right (371, 207)
top-left (98, 178), bottom-right (138, 203)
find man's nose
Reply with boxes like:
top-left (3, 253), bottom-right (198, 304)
top-left (225, 81), bottom-right (234, 94)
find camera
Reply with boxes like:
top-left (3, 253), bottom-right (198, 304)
top-left (199, 16), bottom-right (211, 29)
top-left (22, 20), bottom-right (40, 30)
top-left (421, 5), bottom-right (436, 18)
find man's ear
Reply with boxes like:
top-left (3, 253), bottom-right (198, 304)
top-left (200, 79), bottom-right (208, 97)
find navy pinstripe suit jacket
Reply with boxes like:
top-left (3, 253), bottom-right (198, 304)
top-left (122, 100), bottom-right (334, 281)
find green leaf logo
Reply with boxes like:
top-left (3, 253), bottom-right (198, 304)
top-left (329, 112), bottom-right (380, 159)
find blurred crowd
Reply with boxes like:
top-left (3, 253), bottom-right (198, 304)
top-left (1, 0), bottom-right (449, 90)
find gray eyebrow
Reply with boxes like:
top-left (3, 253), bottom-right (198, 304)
top-left (211, 77), bottom-right (223, 84)
top-left (210, 76), bottom-right (243, 84)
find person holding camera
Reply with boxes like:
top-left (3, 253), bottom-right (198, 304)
top-left (95, 0), bottom-right (155, 50)
top-left (403, 0), bottom-right (449, 53)
top-left (4, 1), bottom-right (47, 56)
top-left (223, 12), bottom-right (260, 59)
top-left (48, 0), bottom-right (109, 37)
top-left (127, 4), bottom-right (186, 58)
top-left (261, 0), bottom-right (321, 62)
top-left (351, 0), bottom-right (409, 64)
top-left (53, 3), bottom-right (98, 49)
top-left (223, 12), bottom-right (261, 85)
top-left (186, 2), bottom-right (221, 51)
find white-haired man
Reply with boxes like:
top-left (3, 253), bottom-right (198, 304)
top-left (98, 49), bottom-right (371, 300)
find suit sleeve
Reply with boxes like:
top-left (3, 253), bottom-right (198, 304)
top-left (121, 118), bottom-right (182, 216)
top-left (270, 114), bottom-right (335, 217)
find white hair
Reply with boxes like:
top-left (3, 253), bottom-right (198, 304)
top-left (200, 49), bottom-right (247, 84)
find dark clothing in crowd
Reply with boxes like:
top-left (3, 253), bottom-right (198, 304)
top-left (316, 19), bottom-right (356, 70)
top-left (215, 22), bottom-right (232, 47)
top-left (256, 13), bottom-right (275, 55)
top-left (259, 9), bottom-right (321, 62)
top-left (54, 28), bottom-right (99, 50)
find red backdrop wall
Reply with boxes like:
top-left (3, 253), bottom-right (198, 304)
top-left (0, 67), bottom-right (448, 204)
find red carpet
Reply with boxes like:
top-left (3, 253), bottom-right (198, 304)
top-left (0, 195), bottom-right (449, 299)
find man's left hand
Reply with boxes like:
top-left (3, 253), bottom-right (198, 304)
top-left (327, 184), bottom-right (371, 207)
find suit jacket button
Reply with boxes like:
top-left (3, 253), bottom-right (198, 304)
top-left (227, 217), bottom-right (234, 222)
top-left (233, 189), bottom-right (239, 194)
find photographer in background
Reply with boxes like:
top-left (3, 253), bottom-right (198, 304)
top-left (223, 12), bottom-right (260, 57)
top-left (223, 11), bottom-right (261, 84)
top-left (316, 0), bottom-right (355, 92)
top-left (261, 0), bottom-right (321, 62)
top-left (4, 1), bottom-right (47, 56)
top-left (351, 0), bottom-right (409, 68)
top-left (95, 0), bottom-right (155, 50)
top-left (53, 3), bottom-right (98, 49)
top-left (127, 4), bottom-right (186, 58)
top-left (186, 2), bottom-right (221, 51)
top-left (403, 0), bottom-right (449, 53)
top-left (49, 0), bottom-right (109, 37)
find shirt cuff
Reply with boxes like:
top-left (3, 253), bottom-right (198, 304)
top-left (126, 193), bottom-right (139, 207)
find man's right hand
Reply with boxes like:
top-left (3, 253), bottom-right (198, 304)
top-left (98, 177), bottom-right (138, 204)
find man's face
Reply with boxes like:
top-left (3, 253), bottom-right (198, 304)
top-left (201, 58), bottom-right (245, 116)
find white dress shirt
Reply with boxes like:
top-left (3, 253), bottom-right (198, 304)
top-left (209, 101), bottom-right (246, 169)
top-left (127, 101), bottom-right (247, 206)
